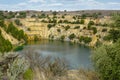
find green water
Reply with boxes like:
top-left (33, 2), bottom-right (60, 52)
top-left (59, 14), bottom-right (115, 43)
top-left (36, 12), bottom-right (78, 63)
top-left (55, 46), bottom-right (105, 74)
top-left (22, 40), bottom-right (92, 69)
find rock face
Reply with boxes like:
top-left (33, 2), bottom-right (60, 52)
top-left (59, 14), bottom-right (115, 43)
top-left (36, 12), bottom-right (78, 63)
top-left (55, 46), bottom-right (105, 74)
top-left (20, 16), bottom-right (110, 46)
top-left (20, 18), bottom-right (49, 40)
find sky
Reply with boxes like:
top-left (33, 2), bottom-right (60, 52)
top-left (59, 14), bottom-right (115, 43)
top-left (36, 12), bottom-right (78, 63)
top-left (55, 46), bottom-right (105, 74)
top-left (0, 0), bottom-right (120, 11)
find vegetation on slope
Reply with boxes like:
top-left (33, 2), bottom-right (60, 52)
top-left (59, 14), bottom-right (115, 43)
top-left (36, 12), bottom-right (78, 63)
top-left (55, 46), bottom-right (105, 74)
top-left (7, 22), bottom-right (27, 41)
top-left (91, 39), bottom-right (120, 80)
top-left (104, 13), bottom-right (120, 43)
top-left (0, 30), bottom-right (12, 53)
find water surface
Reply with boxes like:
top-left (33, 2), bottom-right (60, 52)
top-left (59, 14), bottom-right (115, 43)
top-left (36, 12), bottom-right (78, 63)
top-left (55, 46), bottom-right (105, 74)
top-left (23, 40), bottom-right (92, 69)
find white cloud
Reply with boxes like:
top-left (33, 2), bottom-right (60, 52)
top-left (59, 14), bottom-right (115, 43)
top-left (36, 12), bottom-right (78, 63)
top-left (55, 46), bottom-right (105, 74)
top-left (0, 0), bottom-right (120, 11)
top-left (28, 0), bottom-right (45, 3)
top-left (48, 3), bottom-right (63, 6)
top-left (108, 2), bottom-right (120, 5)
top-left (17, 2), bottom-right (27, 6)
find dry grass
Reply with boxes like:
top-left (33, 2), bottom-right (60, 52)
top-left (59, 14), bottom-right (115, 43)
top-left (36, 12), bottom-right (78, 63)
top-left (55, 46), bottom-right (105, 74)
top-left (21, 49), bottom-right (68, 80)
top-left (21, 49), bottom-right (100, 80)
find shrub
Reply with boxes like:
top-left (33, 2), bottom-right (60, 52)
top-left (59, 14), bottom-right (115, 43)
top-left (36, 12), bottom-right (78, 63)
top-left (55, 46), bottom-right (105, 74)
top-left (14, 19), bottom-right (22, 26)
top-left (102, 28), bottom-right (107, 32)
top-left (60, 35), bottom-right (65, 41)
top-left (41, 19), bottom-right (48, 23)
top-left (63, 20), bottom-right (69, 23)
top-left (73, 16), bottom-right (76, 20)
top-left (46, 58), bottom-right (68, 77)
top-left (38, 13), bottom-right (46, 18)
top-left (69, 33), bottom-right (76, 40)
top-left (34, 35), bottom-right (39, 41)
top-left (81, 14), bottom-right (87, 19)
top-left (57, 29), bottom-right (61, 32)
top-left (62, 15), bottom-right (65, 18)
top-left (52, 11), bottom-right (57, 15)
top-left (88, 21), bottom-right (94, 25)
top-left (104, 29), bottom-right (120, 42)
top-left (23, 68), bottom-right (33, 80)
top-left (58, 20), bottom-right (63, 23)
top-left (7, 56), bottom-right (29, 80)
top-left (91, 27), bottom-right (97, 34)
top-left (47, 24), bottom-right (54, 29)
top-left (65, 25), bottom-right (70, 31)
top-left (84, 37), bottom-right (92, 43)
top-left (79, 36), bottom-right (92, 44)
top-left (91, 39), bottom-right (120, 80)
top-left (79, 69), bottom-right (100, 80)
top-left (74, 26), bottom-right (80, 29)
top-left (88, 24), bottom-right (91, 30)
top-left (80, 19), bottom-right (85, 24)
top-left (22, 50), bottom-right (68, 78)
top-left (28, 28), bottom-right (31, 31)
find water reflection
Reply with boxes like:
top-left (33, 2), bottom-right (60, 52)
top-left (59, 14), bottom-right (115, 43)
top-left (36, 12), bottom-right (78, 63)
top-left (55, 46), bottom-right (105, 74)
top-left (23, 40), bottom-right (92, 69)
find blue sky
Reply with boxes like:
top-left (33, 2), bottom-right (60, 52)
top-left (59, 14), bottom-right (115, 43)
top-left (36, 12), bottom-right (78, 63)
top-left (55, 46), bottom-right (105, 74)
top-left (0, 0), bottom-right (120, 11)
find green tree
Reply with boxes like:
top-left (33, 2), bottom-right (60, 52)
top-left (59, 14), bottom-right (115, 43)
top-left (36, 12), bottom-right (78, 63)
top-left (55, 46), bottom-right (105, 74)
top-left (104, 29), bottom-right (120, 42)
top-left (34, 35), bottom-right (39, 41)
top-left (80, 19), bottom-right (85, 24)
top-left (52, 11), bottom-right (57, 15)
top-left (88, 21), bottom-right (94, 25)
top-left (91, 27), bottom-right (97, 34)
top-left (14, 19), bottom-right (22, 26)
top-left (0, 20), bottom-right (5, 27)
top-left (0, 29), bottom-right (12, 53)
top-left (65, 25), bottom-right (70, 31)
top-left (74, 26), bottom-right (80, 29)
top-left (7, 22), bottom-right (26, 41)
top-left (60, 35), bottom-right (65, 41)
top-left (91, 39), bottom-right (120, 80)
top-left (112, 13), bottom-right (120, 28)
top-left (69, 33), bottom-right (76, 40)
top-left (79, 36), bottom-right (92, 44)
top-left (47, 24), bottom-right (54, 29)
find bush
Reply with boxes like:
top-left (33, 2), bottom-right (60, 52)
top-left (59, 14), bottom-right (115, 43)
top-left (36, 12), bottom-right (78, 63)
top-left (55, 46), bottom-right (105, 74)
top-left (17, 12), bottom-right (26, 18)
top-left (91, 27), bottom-right (97, 34)
top-left (60, 35), bottom-right (65, 41)
top-left (58, 20), bottom-right (63, 23)
top-left (65, 25), bottom-right (70, 31)
top-left (91, 39), bottom-right (120, 80)
top-left (7, 56), bottom-right (29, 80)
top-left (79, 36), bottom-right (92, 44)
top-left (88, 21), bottom-right (94, 25)
top-left (80, 19), bottom-right (85, 24)
top-left (63, 20), bottom-right (69, 23)
top-left (0, 30), bottom-right (12, 53)
top-left (47, 24), bottom-right (54, 29)
top-left (14, 19), bottom-right (22, 26)
top-left (52, 11), bottom-right (57, 15)
top-left (88, 24), bottom-right (91, 30)
top-left (23, 68), bottom-right (33, 80)
top-left (57, 29), bottom-right (61, 32)
top-left (22, 50), bottom-right (68, 78)
top-left (102, 28), bottom-right (107, 32)
top-left (74, 26), bottom-right (80, 29)
top-left (62, 15), bottom-right (65, 18)
top-left (7, 22), bottom-right (26, 41)
top-left (104, 29), bottom-right (120, 42)
top-left (34, 35), bottom-right (39, 41)
top-left (69, 33), bottom-right (76, 40)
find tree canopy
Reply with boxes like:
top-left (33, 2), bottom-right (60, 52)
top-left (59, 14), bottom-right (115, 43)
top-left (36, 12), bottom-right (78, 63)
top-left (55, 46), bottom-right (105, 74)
top-left (91, 39), bottom-right (120, 80)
